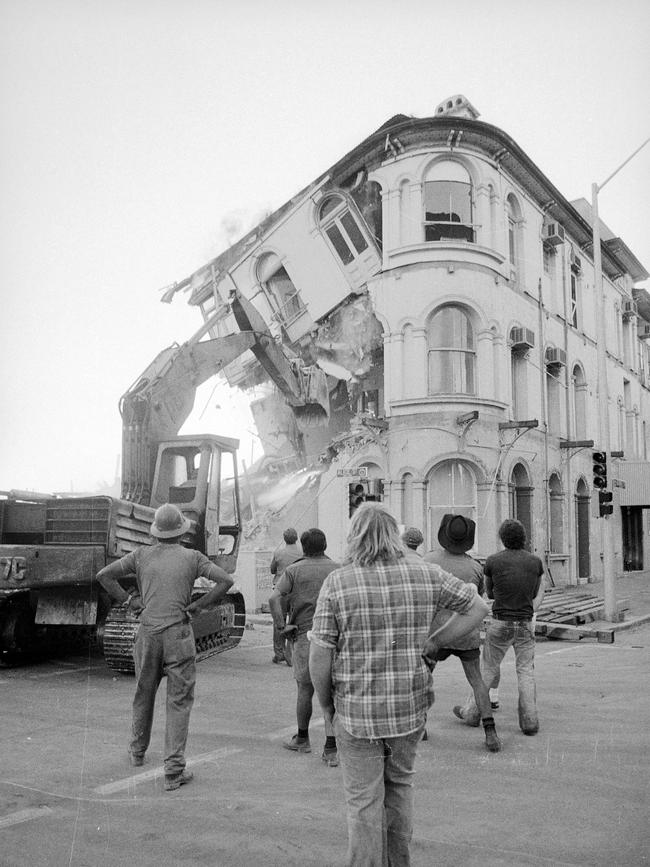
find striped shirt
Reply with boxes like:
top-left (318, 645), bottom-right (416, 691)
top-left (310, 557), bottom-right (476, 739)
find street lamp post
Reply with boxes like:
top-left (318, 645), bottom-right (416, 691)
top-left (592, 137), bottom-right (649, 621)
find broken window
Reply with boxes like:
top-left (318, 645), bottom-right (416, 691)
top-left (427, 306), bottom-right (476, 394)
top-left (319, 194), bottom-right (369, 265)
top-left (256, 253), bottom-right (304, 322)
top-left (424, 161), bottom-right (474, 242)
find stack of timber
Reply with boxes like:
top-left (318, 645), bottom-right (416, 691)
top-left (534, 587), bottom-right (629, 643)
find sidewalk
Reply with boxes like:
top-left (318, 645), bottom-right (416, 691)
top-left (247, 571), bottom-right (650, 634)
top-left (582, 569), bottom-right (650, 632)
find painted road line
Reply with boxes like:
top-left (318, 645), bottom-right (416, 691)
top-left (0, 806), bottom-right (53, 829)
top-left (93, 747), bottom-right (243, 795)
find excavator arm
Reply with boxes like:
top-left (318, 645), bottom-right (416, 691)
top-left (120, 291), bottom-right (328, 504)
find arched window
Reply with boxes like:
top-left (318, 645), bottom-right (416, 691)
top-left (509, 463), bottom-right (533, 549)
top-left (256, 253), bottom-right (303, 322)
top-left (427, 306), bottom-right (476, 394)
top-left (318, 194), bottom-right (369, 265)
top-left (548, 473), bottom-right (564, 554)
top-left (401, 472), bottom-right (414, 526)
top-left (423, 160), bottom-right (474, 242)
top-left (510, 327), bottom-right (531, 420)
top-left (426, 460), bottom-right (477, 551)
top-left (572, 364), bottom-right (587, 439)
top-left (506, 194), bottom-right (523, 283)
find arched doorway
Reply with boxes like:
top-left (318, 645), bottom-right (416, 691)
top-left (575, 478), bottom-right (591, 581)
top-left (509, 463), bottom-right (533, 550)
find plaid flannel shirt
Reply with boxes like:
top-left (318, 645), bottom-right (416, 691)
top-left (310, 557), bottom-right (476, 739)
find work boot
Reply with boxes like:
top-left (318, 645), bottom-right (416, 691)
top-left (283, 735), bottom-right (311, 753)
top-left (164, 770), bottom-right (194, 791)
top-left (321, 748), bottom-right (339, 767)
top-left (128, 750), bottom-right (145, 767)
top-left (484, 726), bottom-right (502, 752)
top-left (453, 704), bottom-right (480, 727)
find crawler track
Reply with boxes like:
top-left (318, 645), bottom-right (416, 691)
top-left (100, 591), bottom-right (246, 674)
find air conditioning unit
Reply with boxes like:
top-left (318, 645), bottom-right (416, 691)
top-left (622, 300), bottom-right (638, 319)
top-left (510, 327), bottom-right (535, 351)
top-left (544, 223), bottom-right (566, 247)
top-left (570, 250), bottom-right (582, 273)
top-left (545, 347), bottom-right (567, 368)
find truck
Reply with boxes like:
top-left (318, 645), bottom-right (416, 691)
top-left (0, 291), bottom-right (327, 672)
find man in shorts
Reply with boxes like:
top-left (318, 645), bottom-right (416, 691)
top-left (269, 528), bottom-right (340, 765)
top-left (424, 514), bottom-right (501, 752)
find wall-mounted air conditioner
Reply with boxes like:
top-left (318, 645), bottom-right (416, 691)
top-left (510, 327), bottom-right (535, 351)
top-left (622, 300), bottom-right (638, 319)
top-left (544, 223), bottom-right (565, 247)
top-left (570, 250), bottom-right (582, 273)
top-left (545, 347), bottom-right (567, 367)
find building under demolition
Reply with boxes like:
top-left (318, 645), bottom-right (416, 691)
top-left (165, 95), bottom-right (650, 593)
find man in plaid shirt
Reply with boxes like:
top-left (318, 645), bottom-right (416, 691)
top-left (310, 502), bottom-right (488, 866)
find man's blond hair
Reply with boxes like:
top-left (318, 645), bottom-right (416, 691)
top-left (345, 502), bottom-right (406, 566)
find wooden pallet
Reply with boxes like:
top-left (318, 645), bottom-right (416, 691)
top-left (534, 587), bottom-right (628, 643)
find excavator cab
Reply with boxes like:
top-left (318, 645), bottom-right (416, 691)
top-left (150, 434), bottom-right (241, 573)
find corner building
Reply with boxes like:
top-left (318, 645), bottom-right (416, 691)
top-left (182, 95), bottom-right (649, 586)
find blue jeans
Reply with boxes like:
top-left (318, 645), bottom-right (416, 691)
top-left (465, 618), bottom-right (538, 733)
top-left (334, 717), bottom-right (424, 866)
top-left (131, 622), bottom-right (196, 775)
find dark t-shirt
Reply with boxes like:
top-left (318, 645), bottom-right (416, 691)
top-left (484, 548), bottom-right (544, 620)
top-left (103, 543), bottom-right (222, 633)
top-left (275, 554), bottom-right (340, 634)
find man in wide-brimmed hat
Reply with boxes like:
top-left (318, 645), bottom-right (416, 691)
top-left (97, 503), bottom-right (234, 791)
top-left (424, 514), bottom-right (501, 752)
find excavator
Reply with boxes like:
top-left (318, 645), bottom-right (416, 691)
top-left (0, 291), bottom-right (328, 672)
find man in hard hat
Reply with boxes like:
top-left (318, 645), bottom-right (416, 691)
top-left (97, 503), bottom-right (233, 791)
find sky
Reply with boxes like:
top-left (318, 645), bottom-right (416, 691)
top-left (1, 0), bottom-right (649, 494)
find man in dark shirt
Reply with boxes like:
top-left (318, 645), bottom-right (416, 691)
top-left (269, 527), bottom-right (302, 665)
top-left (269, 528), bottom-right (340, 765)
top-left (97, 503), bottom-right (233, 791)
top-left (460, 518), bottom-right (545, 735)
top-left (425, 514), bottom-right (501, 752)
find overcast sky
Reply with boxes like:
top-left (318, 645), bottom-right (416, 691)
top-left (1, 0), bottom-right (649, 493)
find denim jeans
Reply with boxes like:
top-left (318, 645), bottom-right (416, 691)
top-left (464, 618), bottom-right (538, 733)
top-left (334, 717), bottom-right (424, 866)
top-left (131, 622), bottom-right (196, 775)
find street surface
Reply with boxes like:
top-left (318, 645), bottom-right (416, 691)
top-left (0, 620), bottom-right (648, 866)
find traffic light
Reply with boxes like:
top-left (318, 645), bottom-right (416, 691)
top-left (592, 451), bottom-right (608, 489)
top-left (598, 490), bottom-right (614, 517)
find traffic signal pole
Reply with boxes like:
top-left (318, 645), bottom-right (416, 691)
top-left (592, 182), bottom-right (617, 620)
top-left (591, 138), bottom-right (648, 618)
top-left (591, 137), bottom-right (649, 621)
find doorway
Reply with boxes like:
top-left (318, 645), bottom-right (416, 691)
top-left (622, 506), bottom-right (643, 571)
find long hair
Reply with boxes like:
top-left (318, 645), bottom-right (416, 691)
top-left (345, 502), bottom-right (406, 567)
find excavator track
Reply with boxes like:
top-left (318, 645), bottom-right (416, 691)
top-left (100, 591), bottom-right (246, 674)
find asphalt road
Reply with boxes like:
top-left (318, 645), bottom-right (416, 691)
top-left (0, 621), bottom-right (648, 867)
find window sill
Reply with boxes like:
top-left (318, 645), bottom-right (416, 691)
top-left (385, 241), bottom-right (506, 270)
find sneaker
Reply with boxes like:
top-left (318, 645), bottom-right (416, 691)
top-left (128, 750), bottom-right (145, 767)
top-left (271, 656), bottom-right (285, 664)
top-left (282, 735), bottom-right (311, 753)
top-left (164, 770), bottom-right (194, 791)
top-left (453, 705), bottom-right (465, 721)
top-left (490, 701), bottom-right (499, 710)
top-left (484, 728), bottom-right (502, 753)
top-left (522, 726), bottom-right (539, 736)
top-left (321, 748), bottom-right (339, 767)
